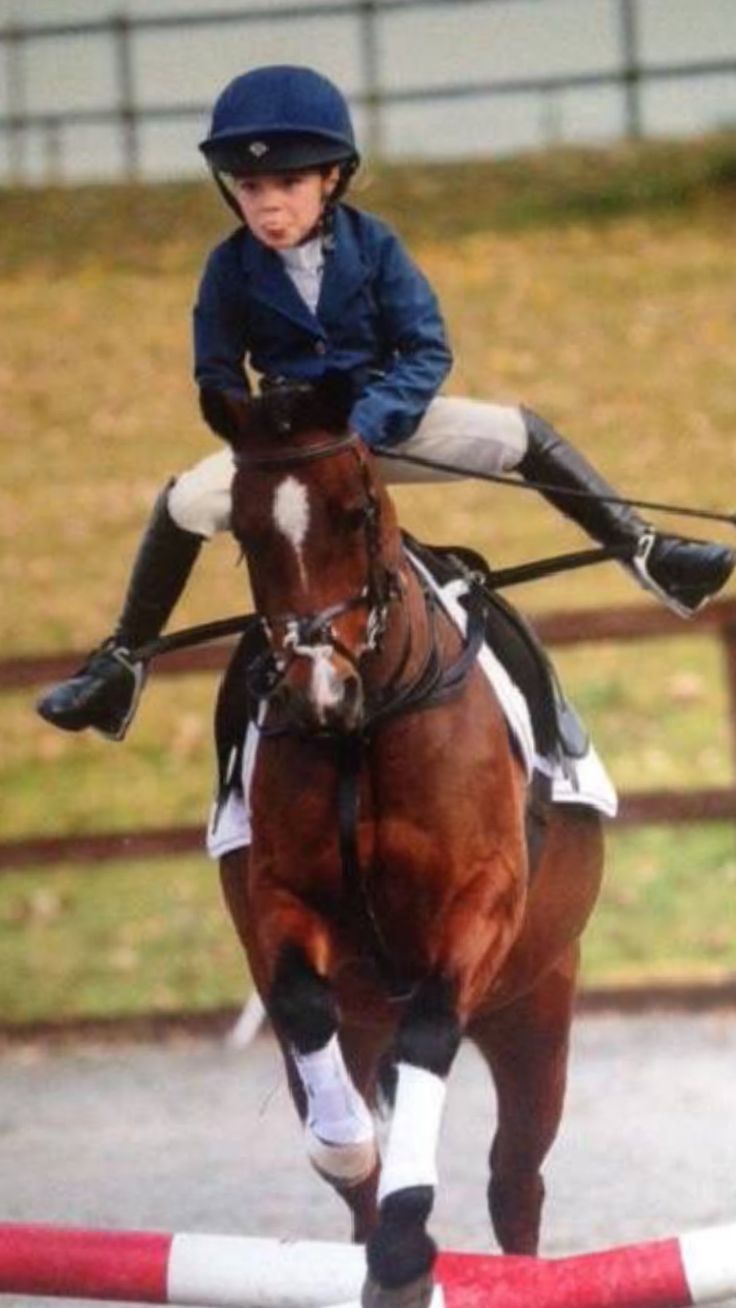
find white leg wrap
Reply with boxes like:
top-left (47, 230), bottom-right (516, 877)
top-left (168, 448), bottom-right (235, 538)
top-left (378, 1063), bottom-right (447, 1203)
top-left (378, 396), bottom-right (528, 485)
top-left (305, 1131), bottom-right (378, 1186)
top-left (293, 1036), bottom-right (377, 1186)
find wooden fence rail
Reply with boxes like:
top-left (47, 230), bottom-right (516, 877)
top-left (1, 597), bottom-right (735, 876)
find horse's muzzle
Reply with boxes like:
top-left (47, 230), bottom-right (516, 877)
top-left (279, 649), bottom-right (365, 733)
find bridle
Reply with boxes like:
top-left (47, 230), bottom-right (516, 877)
top-left (232, 431), bottom-right (402, 710)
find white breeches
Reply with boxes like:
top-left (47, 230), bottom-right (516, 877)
top-left (167, 397), bottom-right (528, 537)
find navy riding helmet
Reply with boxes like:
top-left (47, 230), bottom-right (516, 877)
top-left (199, 64), bottom-right (360, 181)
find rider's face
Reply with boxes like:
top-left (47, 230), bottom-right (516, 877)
top-left (229, 168), bottom-right (340, 249)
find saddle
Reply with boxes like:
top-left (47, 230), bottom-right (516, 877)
top-left (403, 534), bottom-right (589, 762)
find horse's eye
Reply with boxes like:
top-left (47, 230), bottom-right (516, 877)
top-left (343, 505), bottom-right (368, 532)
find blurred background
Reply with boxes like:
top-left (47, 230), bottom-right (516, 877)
top-left (1, 0), bottom-right (735, 182)
top-left (1, 0), bottom-right (735, 1036)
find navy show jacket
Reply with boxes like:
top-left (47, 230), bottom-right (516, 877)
top-left (193, 203), bottom-right (453, 447)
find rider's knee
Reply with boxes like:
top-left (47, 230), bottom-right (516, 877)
top-left (168, 449), bottom-right (234, 538)
top-left (422, 397), bottom-right (529, 474)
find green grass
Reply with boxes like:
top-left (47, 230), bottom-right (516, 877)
top-left (2, 135), bottom-right (735, 1026)
top-left (583, 824), bottom-right (736, 985)
top-left (0, 825), bottom-right (733, 1027)
top-left (0, 857), bottom-right (247, 1025)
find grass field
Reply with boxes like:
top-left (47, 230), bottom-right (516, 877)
top-left (1, 136), bottom-right (735, 1025)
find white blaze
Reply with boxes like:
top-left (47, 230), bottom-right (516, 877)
top-left (273, 476), bottom-right (310, 583)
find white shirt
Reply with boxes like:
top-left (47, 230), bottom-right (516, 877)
top-left (278, 237), bottom-right (324, 315)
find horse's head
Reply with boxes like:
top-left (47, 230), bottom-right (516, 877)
top-left (210, 376), bottom-right (402, 733)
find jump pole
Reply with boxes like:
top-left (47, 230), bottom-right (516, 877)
top-left (1, 1221), bottom-right (736, 1308)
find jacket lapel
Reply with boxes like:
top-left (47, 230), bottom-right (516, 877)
top-left (238, 207), bottom-right (372, 335)
top-left (240, 233), bottom-right (321, 335)
top-left (317, 207), bottom-right (372, 324)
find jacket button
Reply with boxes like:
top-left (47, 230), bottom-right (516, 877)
top-left (314, 340), bottom-right (327, 356)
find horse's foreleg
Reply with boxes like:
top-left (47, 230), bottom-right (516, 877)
top-left (365, 974), bottom-right (461, 1308)
top-left (268, 941), bottom-right (379, 1214)
top-left (285, 1018), bottom-right (387, 1242)
top-left (469, 946), bottom-right (579, 1255)
top-left (221, 861), bottom-right (380, 1235)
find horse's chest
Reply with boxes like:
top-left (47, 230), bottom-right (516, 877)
top-left (250, 691), bottom-right (525, 905)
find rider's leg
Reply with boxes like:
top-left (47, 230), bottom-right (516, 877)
top-left (36, 449), bottom-right (235, 740)
top-left (379, 397), bottom-right (734, 617)
top-left (518, 407), bottom-right (733, 616)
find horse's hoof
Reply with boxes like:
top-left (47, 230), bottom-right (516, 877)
top-left (361, 1271), bottom-right (436, 1308)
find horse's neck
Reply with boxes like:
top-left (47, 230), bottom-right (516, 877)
top-left (368, 549), bottom-right (461, 691)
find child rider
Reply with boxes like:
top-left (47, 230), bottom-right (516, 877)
top-left (37, 65), bottom-right (734, 740)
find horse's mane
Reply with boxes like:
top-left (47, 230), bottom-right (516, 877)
top-left (200, 372), bottom-right (355, 449)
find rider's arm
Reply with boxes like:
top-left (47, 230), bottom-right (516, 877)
top-left (348, 224), bottom-right (453, 448)
top-left (193, 242), bottom-right (252, 403)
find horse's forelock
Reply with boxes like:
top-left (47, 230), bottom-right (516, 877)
top-left (259, 375), bottom-right (354, 441)
top-left (202, 376), bottom-right (354, 454)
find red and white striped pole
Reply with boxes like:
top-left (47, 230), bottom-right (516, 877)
top-left (0, 1220), bottom-right (735, 1307)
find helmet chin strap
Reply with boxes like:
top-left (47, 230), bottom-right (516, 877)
top-left (213, 169), bottom-right (244, 220)
top-left (318, 159), bottom-right (357, 248)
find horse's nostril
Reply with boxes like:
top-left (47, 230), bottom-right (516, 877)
top-left (343, 675), bottom-right (360, 705)
top-left (342, 673), bottom-right (364, 722)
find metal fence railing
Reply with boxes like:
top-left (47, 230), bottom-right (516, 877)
top-left (1, 0), bottom-right (735, 184)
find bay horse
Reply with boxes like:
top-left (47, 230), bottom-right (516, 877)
top-left (211, 379), bottom-right (604, 1308)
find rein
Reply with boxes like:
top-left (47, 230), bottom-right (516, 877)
top-left (128, 540), bottom-right (633, 667)
top-left (376, 448), bottom-right (736, 529)
top-left (127, 541), bottom-right (635, 672)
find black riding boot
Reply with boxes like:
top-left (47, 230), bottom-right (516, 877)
top-left (518, 409), bottom-right (734, 617)
top-left (36, 483), bottom-right (204, 740)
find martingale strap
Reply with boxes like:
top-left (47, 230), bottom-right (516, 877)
top-left (335, 734), bottom-right (415, 999)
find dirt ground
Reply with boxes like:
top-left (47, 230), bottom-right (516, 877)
top-left (1, 1012), bottom-right (735, 1307)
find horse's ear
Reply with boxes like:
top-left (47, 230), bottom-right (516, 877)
top-left (199, 386), bottom-right (252, 447)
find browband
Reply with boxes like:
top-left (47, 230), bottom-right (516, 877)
top-left (234, 431), bottom-right (360, 470)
